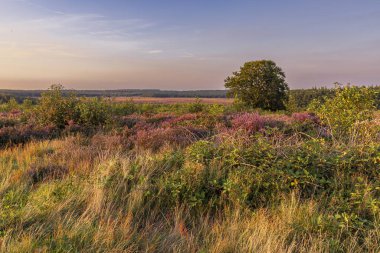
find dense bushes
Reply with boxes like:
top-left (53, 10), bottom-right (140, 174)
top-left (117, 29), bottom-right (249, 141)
top-left (160, 135), bottom-right (379, 212)
top-left (35, 85), bottom-right (79, 128)
top-left (33, 85), bottom-right (111, 130)
top-left (77, 98), bottom-right (110, 127)
top-left (310, 85), bottom-right (376, 140)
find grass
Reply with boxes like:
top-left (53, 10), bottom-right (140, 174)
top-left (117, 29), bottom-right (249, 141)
top-left (0, 136), bottom-right (379, 252)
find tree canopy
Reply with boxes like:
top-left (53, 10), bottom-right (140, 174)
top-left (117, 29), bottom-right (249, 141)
top-left (225, 60), bottom-right (289, 111)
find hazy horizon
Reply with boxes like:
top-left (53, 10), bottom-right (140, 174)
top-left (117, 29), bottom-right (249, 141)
top-left (1, 0), bottom-right (379, 90)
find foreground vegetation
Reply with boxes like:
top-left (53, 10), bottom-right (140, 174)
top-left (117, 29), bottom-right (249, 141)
top-left (0, 85), bottom-right (379, 252)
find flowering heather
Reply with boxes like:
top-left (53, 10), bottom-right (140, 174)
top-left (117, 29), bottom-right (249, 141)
top-left (9, 109), bottom-right (22, 117)
top-left (0, 109), bottom-right (23, 119)
top-left (160, 113), bottom-right (199, 127)
top-left (0, 124), bottom-right (58, 147)
top-left (134, 126), bottom-right (208, 151)
top-left (0, 111), bottom-right (19, 119)
top-left (291, 112), bottom-right (319, 124)
top-left (264, 114), bottom-right (292, 124)
top-left (230, 113), bottom-right (281, 134)
top-left (122, 113), bottom-right (205, 131)
top-left (121, 114), bottom-right (149, 129)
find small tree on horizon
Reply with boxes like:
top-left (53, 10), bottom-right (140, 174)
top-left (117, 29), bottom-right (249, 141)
top-left (225, 60), bottom-right (289, 111)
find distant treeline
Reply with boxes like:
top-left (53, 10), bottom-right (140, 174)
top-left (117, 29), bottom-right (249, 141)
top-left (0, 89), bottom-right (228, 99)
top-left (1, 86), bottom-right (379, 109)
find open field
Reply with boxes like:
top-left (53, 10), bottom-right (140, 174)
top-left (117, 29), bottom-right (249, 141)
top-left (112, 96), bottom-right (234, 104)
top-left (0, 86), bottom-right (379, 252)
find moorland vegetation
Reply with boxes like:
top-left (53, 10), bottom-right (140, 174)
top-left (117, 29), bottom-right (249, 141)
top-left (0, 82), bottom-right (379, 252)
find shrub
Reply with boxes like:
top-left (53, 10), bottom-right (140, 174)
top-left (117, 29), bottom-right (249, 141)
top-left (309, 85), bottom-right (375, 140)
top-left (186, 140), bottom-right (216, 165)
top-left (162, 159), bottom-right (225, 209)
top-left (4, 98), bottom-right (19, 112)
top-left (207, 104), bottom-right (225, 116)
top-left (77, 98), bottom-right (111, 127)
top-left (34, 84), bottom-right (79, 128)
top-left (286, 94), bottom-right (300, 113)
top-left (32, 86), bottom-right (112, 130)
top-left (21, 98), bottom-right (34, 110)
top-left (187, 98), bottom-right (205, 113)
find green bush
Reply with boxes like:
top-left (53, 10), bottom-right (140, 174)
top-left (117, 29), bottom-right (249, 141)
top-left (77, 98), bottom-right (111, 127)
top-left (186, 140), bottom-right (216, 165)
top-left (32, 85), bottom-right (112, 129)
top-left (35, 84), bottom-right (79, 128)
top-left (187, 98), bottom-right (205, 113)
top-left (309, 85), bottom-right (376, 140)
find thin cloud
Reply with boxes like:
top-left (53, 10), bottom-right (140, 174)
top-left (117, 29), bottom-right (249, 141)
top-left (148, 50), bottom-right (163, 54)
top-left (0, 11), bottom-right (158, 57)
top-left (180, 52), bottom-right (195, 58)
top-left (27, 14), bottom-right (156, 40)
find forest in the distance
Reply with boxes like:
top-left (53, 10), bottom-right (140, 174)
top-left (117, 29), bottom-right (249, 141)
top-left (1, 85), bottom-right (380, 110)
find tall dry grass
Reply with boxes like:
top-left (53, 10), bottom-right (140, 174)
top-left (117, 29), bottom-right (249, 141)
top-left (0, 130), bottom-right (379, 252)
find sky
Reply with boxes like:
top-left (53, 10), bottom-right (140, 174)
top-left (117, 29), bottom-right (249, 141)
top-left (0, 0), bottom-right (379, 90)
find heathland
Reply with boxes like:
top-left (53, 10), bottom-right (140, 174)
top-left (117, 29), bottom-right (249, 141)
top-left (0, 85), bottom-right (379, 252)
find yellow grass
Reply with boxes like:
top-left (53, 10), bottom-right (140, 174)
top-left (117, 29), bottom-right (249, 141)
top-left (1, 136), bottom-right (379, 252)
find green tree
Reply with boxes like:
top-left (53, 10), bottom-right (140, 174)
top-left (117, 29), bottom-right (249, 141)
top-left (225, 60), bottom-right (289, 111)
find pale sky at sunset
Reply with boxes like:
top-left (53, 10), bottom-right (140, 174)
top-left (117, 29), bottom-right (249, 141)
top-left (0, 0), bottom-right (379, 90)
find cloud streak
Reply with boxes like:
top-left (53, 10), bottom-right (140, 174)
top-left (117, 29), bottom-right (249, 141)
top-left (147, 50), bottom-right (163, 54)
